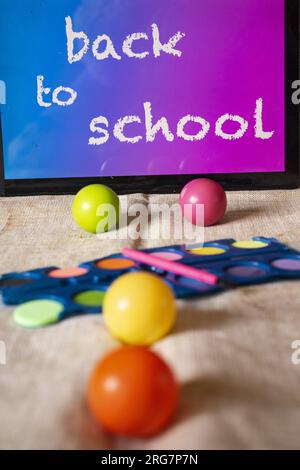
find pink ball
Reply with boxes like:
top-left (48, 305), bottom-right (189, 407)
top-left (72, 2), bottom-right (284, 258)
top-left (179, 179), bottom-right (227, 226)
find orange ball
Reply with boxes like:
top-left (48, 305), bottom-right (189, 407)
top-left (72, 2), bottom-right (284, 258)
top-left (87, 347), bottom-right (179, 437)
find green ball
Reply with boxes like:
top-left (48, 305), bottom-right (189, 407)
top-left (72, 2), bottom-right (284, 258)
top-left (72, 184), bottom-right (120, 234)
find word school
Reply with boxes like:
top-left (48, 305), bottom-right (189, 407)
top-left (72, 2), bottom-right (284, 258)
top-left (88, 99), bottom-right (274, 146)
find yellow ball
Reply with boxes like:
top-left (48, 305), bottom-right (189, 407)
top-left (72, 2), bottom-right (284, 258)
top-left (103, 272), bottom-right (176, 345)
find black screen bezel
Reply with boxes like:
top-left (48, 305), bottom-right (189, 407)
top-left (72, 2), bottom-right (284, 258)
top-left (0, 0), bottom-right (299, 196)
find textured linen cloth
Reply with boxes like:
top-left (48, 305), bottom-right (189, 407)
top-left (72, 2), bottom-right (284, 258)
top-left (0, 190), bottom-right (300, 450)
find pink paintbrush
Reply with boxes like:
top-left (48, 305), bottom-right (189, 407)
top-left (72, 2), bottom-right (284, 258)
top-left (122, 248), bottom-right (218, 285)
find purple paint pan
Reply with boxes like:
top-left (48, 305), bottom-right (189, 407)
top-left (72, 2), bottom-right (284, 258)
top-left (226, 264), bottom-right (267, 279)
top-left (271, 258), bottom-right (300, 271)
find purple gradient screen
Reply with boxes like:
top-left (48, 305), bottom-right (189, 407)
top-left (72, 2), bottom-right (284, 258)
top-left (0, 0), bottom-right (285, 179)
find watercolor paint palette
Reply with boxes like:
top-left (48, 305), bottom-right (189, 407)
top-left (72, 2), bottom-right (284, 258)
top-left (1, 237), bottom-right (300, 328)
